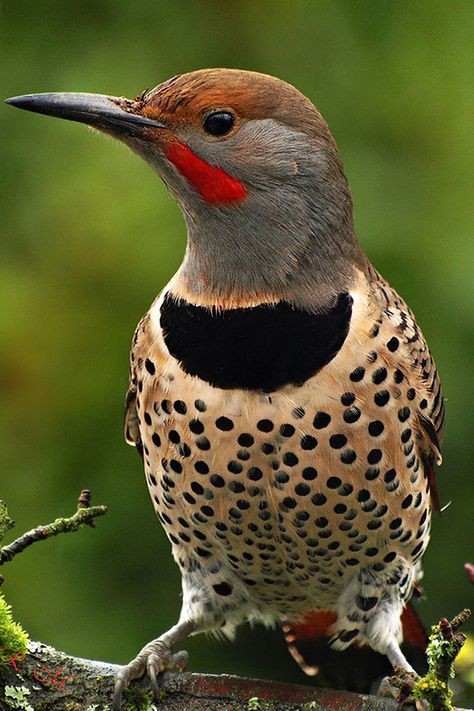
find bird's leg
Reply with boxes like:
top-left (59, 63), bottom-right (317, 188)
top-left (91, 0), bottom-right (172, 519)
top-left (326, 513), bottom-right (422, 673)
top-left (333, 575), bottom-right (420, 703)
top-left (378, 640), bottom-right (419, 705)
top-left (385, 639), bottom-right (416, 675)
top-left (112, 618), bottom-right (195, 711)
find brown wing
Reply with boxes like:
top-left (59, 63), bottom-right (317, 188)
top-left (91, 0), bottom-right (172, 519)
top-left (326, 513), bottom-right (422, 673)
top-left (124, 381), bottom-right (142, 457)
top-left (394, 292), bottom-right (445, 511)
top-left (124, 314), bottom-right (152, 459)
top-left (371, 272), bottom-right (445, 510)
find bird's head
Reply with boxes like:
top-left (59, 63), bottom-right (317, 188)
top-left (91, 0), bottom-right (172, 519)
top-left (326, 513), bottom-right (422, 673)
top-left (7, 69), bottom-right (365, 307)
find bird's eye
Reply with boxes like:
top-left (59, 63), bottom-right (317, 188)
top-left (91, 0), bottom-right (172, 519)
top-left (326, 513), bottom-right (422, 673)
top-left (202, 111), bottom-right (235, 137)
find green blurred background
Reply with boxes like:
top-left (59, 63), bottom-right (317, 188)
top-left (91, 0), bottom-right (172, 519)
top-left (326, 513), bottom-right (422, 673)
top-left (1, 0), bottom-right (473, 704)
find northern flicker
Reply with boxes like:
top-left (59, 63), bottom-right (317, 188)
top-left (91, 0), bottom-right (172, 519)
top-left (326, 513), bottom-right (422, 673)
top-left (7, 69), bottom-right (444, 708)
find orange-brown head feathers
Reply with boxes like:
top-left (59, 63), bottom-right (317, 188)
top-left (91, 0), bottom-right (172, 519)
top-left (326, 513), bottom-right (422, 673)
top-left (139, 68), bottom-right (337, 149)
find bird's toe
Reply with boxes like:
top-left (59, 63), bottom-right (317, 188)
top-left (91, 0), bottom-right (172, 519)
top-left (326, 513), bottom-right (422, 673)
top-left (112, 641), bottom-right (189, 710)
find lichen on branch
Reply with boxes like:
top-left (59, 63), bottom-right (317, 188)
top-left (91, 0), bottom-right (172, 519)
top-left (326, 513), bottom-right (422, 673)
top-left (413, 609), bottom-right (471, 711)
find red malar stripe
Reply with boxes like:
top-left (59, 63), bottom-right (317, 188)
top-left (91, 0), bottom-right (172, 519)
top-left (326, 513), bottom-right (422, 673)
top-left (166, 141), bottom-right (247, 205)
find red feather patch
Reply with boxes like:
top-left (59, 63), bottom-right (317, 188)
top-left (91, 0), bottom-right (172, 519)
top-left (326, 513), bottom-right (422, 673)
top-left (166, 141), bottom-right (247, 204)
top-left (281, 604), bottom-right (428, 686)
top-left (401, 603), bottom-right (429, 650)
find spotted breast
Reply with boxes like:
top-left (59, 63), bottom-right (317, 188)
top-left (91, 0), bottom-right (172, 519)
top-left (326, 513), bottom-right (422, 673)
top-left (125, 268), bottom-right (443, 656)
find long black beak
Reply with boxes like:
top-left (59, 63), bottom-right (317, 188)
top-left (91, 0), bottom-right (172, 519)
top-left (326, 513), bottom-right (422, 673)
top-left (5, 92), bottom-right (166, 136)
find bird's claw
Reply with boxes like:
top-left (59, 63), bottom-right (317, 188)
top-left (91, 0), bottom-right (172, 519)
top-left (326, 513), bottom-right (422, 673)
top-left (112, 641), bottom-right (188, 710)
top-left (379, 670), bottom-right (423, 707)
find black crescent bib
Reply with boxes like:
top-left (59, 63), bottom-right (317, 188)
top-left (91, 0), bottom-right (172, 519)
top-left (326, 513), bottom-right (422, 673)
top-left (160, 292), bottom-right (353, 392)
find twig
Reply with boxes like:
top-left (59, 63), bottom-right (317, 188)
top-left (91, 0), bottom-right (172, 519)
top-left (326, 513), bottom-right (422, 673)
top-left (413, 608), bottom-right (471, 711)
top-left (0, 490), bottom-right (107, 567)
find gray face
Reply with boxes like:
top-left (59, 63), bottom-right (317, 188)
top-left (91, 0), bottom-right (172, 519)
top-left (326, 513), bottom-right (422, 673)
top-left (126, 116), bottom-right (364, 308)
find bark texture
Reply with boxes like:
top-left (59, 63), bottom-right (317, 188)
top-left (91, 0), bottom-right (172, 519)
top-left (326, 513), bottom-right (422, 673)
top-left (0, 640), bottom-right (406, 711)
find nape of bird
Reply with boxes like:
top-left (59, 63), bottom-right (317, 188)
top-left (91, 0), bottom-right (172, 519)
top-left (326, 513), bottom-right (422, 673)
top-left (7, 68), bottom-right (444, 709)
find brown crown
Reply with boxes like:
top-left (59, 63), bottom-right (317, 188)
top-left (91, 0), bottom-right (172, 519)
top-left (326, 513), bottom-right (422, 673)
top-left (137, 68), bottom-right (336, 147)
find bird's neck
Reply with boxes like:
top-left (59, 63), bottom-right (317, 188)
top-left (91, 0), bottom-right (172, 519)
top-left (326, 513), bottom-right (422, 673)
top-left (172, 197), bottom-right (366, 311)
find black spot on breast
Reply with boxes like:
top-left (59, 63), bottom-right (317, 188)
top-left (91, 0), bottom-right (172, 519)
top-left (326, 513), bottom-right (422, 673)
top-left (341, 449), bottom-right (357, 464)
top-left (213, 582), bottom-right (233, 596)
top-left (227, 460), bottom-right (243, 474)
top-left (384, 468), bottom-right (396, 483)
top-left (196, 436), bottom-right (210, 450)
top-left (257, 420), bottom-right (274, 432)
top-left (330, 434), bottom-right (347, 449)
top-left (215, 416), bottom-right (233, 431)
top-left (374, 390), bottom-right (390, 407)
top-left (365, 467), bottom-right (379, 480)
top-left (160, 292), bottom-right (353, 391)
top-left (368, 420), bottom-right (384, 437)
top-left (145, 358), bottom-right (156, 375)
top-left (295, 483), bottom-right (310, 496)
top-left (367, 449), bottom-right (382, 464)
top-left (341, 392), bottom-right (355, 405)
top-left (313, 411), bottom-right (331, 429)
top-left (350, 366), bottom-right (365, 382)
top-left (248, 467), bottom-right (263, 481)
top-left (372, 367), bottom-right (387, 384)
top-left (189, 418), bottom-right (204, 434)
top-left (398, 407), bottom-right (410, 422)
top-left (174, 400), bottom-right (187, 414)
top-left (338, 483), bottom-right (353, 496)
top-left (301, 435), bottom-right (317, 450)
top-left (357, 489), bottom-right (370, 502)
top-left (343, 407), bottom-right (361, 424)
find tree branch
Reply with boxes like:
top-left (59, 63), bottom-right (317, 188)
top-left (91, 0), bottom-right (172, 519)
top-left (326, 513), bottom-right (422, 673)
top-left (0, 641), bottom-right (410, 711)
top-left (0, 491), bottom-right (107, 568)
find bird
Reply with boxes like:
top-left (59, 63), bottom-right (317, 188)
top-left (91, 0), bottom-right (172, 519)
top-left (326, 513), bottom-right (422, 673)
top-left (6, 69), bottom-right (444, 709)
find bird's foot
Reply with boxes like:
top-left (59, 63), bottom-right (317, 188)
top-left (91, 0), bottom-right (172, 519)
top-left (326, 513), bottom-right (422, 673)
top-left (379, 670), bottom-right (427, 709)
top-left (112, 638), bottom-right (188, 710)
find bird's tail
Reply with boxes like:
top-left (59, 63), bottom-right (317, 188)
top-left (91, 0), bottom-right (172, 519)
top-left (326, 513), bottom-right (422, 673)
top-left (281, 603), bottom-right (428, 693)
